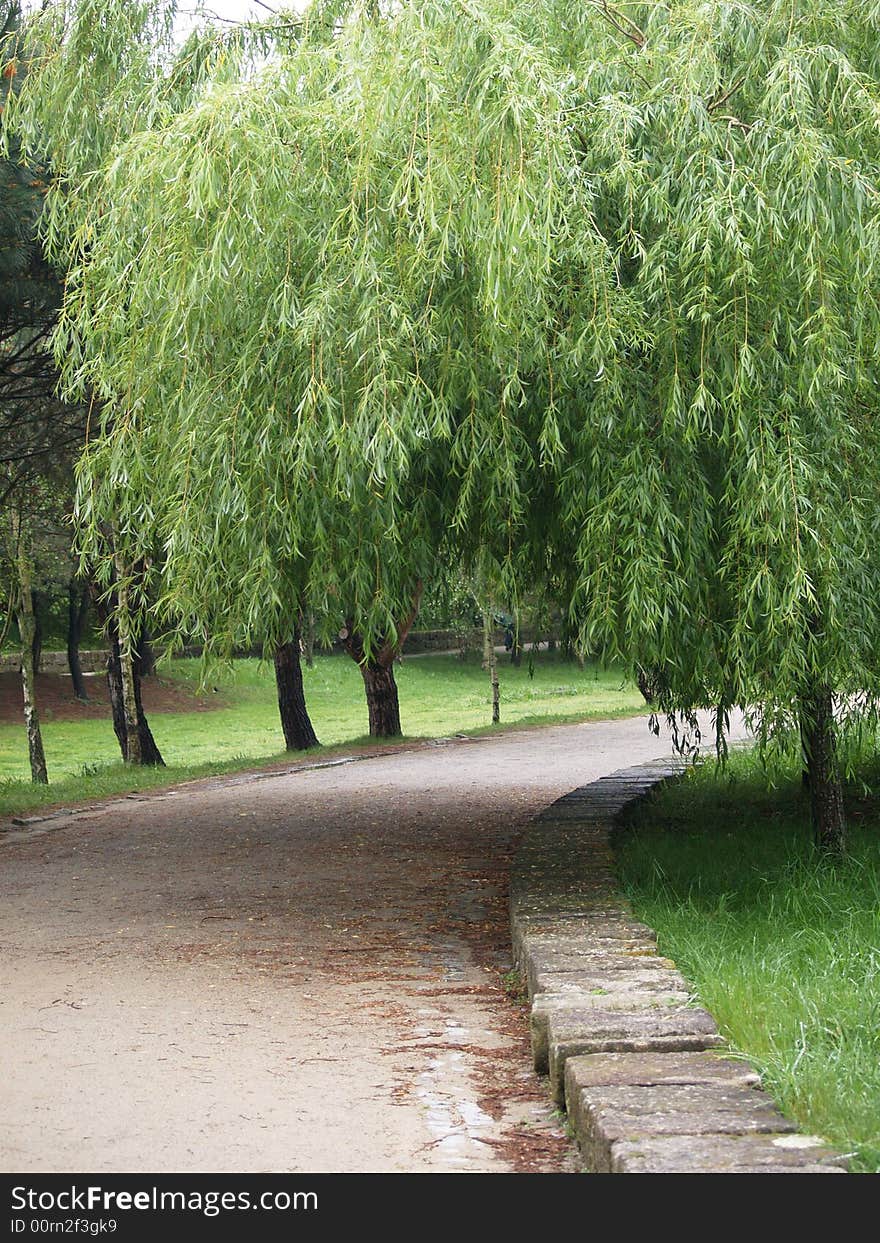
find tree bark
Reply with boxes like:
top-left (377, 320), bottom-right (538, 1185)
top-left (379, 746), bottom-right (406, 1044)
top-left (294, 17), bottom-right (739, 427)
top-left (137, 625), bottom-right (157, 678)
top-left (360, 660), bottom-right (402, 737)
top-left (13, 519), bottom-right (48, 783)
top-left (636, 664), bottom-right (661, 706)
top-left (114, 561), bottom-right (142, 765)
top-left (341, 585), bottom-right (422, 738)
top-left (274, 629), bottom-right (319, 750)
top-left (510, 612), bottom-right (522, 667)
top-left (482, 611), bottom-right (500, 724)
top-left (799, 685), bottom-right (846, 853)
top-left (30, 589), bottom-right (45, 675)
top-left (67, 579), bottom-right (90, 701)
top-left (101, 591), bottom-right (165, 767)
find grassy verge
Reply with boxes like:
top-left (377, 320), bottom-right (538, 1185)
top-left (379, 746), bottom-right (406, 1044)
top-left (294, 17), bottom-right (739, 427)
top-left (0, 650), bottom-right (644, 816)
top-left (616, 747), bottom-right (880, 1171)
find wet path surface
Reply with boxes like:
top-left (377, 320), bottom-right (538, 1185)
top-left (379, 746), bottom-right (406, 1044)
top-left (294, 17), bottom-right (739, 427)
top-left (0, 716), bottom-right (701, 1172)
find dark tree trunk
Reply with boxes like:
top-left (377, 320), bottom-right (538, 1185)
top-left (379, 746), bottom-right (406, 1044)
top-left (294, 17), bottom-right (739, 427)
top-left (31, 589), bottom-right (45, 675)
top-left (482, 611), bottom-right (500, 724)
top-left (341, 586), bottom-right (422, 739)
top-left (13, 518), bottom-right (48, 783)
top-left (799, 685), bottom-right (845, 853)
top-left (131, 647), bottom-right (164, 765)
top-left (137, 624), bottom-right (156, 678)
top-left (560, 619), bottom-right (576, 663)
top-left (360, 661), bottom-right (402, 737)
top-left (102, 599), bottom-right (165, 767)
top-left (798, 710), bottom-right (811, 790)
top-left (274, 632), bottom-right (319, 750)
top-left (19, 599), bottom-right (48, 783)
top-left (67, 579), bottom-right (90, 701)
top-left (105, 623), bottom-right (127, 758)
top-left (636, 665), bottom-right (660, 706)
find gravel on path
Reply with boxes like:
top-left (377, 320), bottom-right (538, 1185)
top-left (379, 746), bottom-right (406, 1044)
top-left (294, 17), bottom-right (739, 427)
top-left (0, 714), bottom-right (739, 1173)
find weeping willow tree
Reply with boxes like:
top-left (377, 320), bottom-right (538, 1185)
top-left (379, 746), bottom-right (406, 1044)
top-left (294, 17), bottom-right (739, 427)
top-left (548, 1), bottom-right (880, 855)
top-left (5, 0), bottom-right (622, 738)
top-left (5, 0), bottom-right (880, 842)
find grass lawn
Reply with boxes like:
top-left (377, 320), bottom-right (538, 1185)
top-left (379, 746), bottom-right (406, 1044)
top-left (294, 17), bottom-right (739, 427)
top-left (616, 747), bottom-right (880, 1172)
top-left (0, 649), bottom-right (644, 816)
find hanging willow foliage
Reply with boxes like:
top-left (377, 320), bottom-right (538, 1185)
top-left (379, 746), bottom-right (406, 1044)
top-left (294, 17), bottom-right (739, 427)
top-left (4, 1), bottom-right (880, 749)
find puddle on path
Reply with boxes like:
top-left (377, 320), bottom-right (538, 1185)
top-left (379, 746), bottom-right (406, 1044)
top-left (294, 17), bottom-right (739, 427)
top-left (414, 1013), bottom-right (501, 1170)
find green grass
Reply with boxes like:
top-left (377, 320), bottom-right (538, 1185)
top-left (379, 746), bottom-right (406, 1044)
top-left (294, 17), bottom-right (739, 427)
top-left (616, 747), bottom-right (880, 1172)
top-left (0, 650), bottom-right (644, 816)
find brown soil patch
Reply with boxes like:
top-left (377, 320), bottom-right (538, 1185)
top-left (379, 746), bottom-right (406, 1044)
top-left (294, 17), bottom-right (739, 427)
top-left (0, 669), bottom-right (223, 725)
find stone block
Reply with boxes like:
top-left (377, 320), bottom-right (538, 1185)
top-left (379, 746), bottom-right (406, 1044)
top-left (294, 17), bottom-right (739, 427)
top-left (609, 1132), bottom-right (847, 1173)
top-left (547, 1007), bottom-right (723, 1104)
top-left (568, 1081), bottom-right (798, 1172)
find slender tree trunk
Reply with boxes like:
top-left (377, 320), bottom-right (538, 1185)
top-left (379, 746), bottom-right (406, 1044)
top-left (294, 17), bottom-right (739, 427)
top-left (798, 709), bottom-right (811, 790)
top-left (114, 562), bottom-right (142, 765)
top-left (137, 624), bottom-right (157, 678)
top-left (799, 684), bottom-right (846, 853)
top-left (274, 628), bottom-right (319, 750)
top-left (510, 611), bottom-right (522, 667)
top-left (100, 588), bottom-right (165, 767)
top-left (105, 621), bottom-right (128, 758)
top-left (482, 611), bottom-right (500, 724)
top-left (132, 641), bottom-right (165, 766)
top-left (13, 519), bottom-right (48, 783)
top-left (31, 589), bottom-right (45, 675)
top-left (561, 619), bottom-right (575, 663)
top-left (67, 579), bottom-right (90, 701)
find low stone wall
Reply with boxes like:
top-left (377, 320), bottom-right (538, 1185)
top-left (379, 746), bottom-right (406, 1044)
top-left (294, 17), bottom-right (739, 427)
top-left (0, 650), bottom-right (108, 675)
top-left (402, 627), bottom-right (543, 654)
top-left (0, 629), bottom-right (553, 674)
top-left (510, 762), bottom-right (847, 1173)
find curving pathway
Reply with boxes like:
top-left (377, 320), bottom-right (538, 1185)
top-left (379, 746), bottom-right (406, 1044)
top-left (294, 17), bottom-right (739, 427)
top-left (0, 714), bottom-right (740, 1173)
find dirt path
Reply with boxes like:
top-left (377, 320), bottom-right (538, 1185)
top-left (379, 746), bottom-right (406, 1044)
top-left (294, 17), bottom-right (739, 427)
top-left (0, 714), bottom-right (731, 1174)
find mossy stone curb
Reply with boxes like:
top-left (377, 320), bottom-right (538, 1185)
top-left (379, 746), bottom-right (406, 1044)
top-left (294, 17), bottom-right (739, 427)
top-left (510, 762), bottom-right (848, 1173)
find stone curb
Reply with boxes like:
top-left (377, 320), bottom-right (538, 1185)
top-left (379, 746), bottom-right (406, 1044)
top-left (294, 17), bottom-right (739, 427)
top-left (510, 761), bottom-right (848, 1174)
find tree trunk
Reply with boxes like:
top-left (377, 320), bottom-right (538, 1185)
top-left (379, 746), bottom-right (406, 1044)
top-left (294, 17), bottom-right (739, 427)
top-left (137, 623), bottom-right (157, 678)
top-left (341, 585), bottom-right (422, 738)
top-left (67, 579), bottom-right (90, 701)
top-left (14, 521), bottom-right (48, 783)
top-left (360, 661), bottom-right (402, 737)
top-left (482, 611), bottom-right (500, 724)
top-left (132, 641), bottom-right (164, 765)
top-left (799, 685), bottom-right (846, 853)
top-left (105, 623), bottom-right (128, 758)
top-left (102, 592), bottom-right (165, 767)
top-left (31, 589), bottom-right (45, 675)
top-left (636, 665), bottom-right (661, 706)
top-left (798, 709), bottom-right (811, 790)
top-left (274, 630), bottom-right (319, 750)
top-left (114, 563), bottom-right (142, 765)
top-left (510, 612), bottom-right (522, 667)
